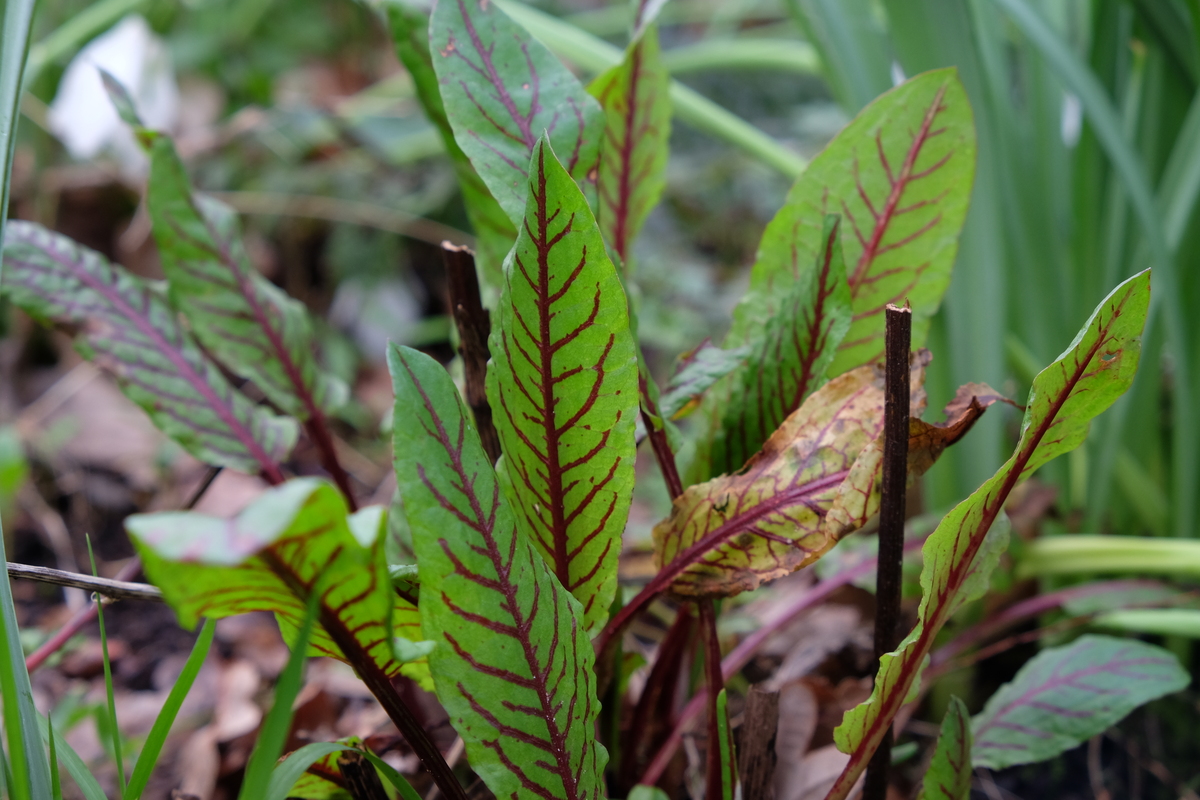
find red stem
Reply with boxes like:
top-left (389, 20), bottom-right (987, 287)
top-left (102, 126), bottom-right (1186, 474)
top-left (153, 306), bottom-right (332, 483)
top-left (699, 599), bottom-right (726, 798)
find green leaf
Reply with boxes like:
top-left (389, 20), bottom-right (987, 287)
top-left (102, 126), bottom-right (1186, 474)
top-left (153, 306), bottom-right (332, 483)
top-left (266, 741), bottom-right (352, 800)
top-left (657, 340), bottom-right (751, 422)
top-left (146, 138), bottom-right (346, 421)
top-left (708, 215), bottom-right (853, 474)
top-left (38, 716), bottom-right (105, 800)
top-left (125, 619), bottom-right (215, 800)
top-left (240, 596), bottom-right (318, 800)
top-left (971, 635), bottom-right (1188, 769)
top-left (126, 479), bottom-right (430, 690)
top-left (0, 0), bottom-right (35, 255)
top-left (385, 1), bottom-right (516, 287)
top-left (589, 24), bottom-right (671, 266)
top-left (628, 787), bottom-right (670, 800)
top-left (729, 68), bottom-right (974, 376)
top-left (712, 689), bottom-right (737, 800)
top-left (88, 539), bottom-right (126, 795)
top-left (653, 354), bottom-right (929, 598)
top-left (828, 270), bottom-right (1151, 799)
top-left (486, 137), bottom-right (639, 628)
top-left (2, 222), bottom-right (296, 479)
top-left (430, 0), bottom-right (605, 225)
top-left (389, 344), bottom-right (607, 800)
top-left (917, 696), bottom-right (971, 800)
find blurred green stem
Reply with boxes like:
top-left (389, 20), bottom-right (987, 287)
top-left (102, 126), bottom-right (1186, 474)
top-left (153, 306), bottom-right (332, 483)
top-left (24, 0), bottom-right (147, 84)
top-left (1019, 535), bottom-right (1200, 578)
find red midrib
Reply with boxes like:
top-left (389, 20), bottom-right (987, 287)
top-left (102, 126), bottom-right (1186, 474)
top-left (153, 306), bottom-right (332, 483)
top-left (829, 304), bottom-right (1128, 799)
top-left (612, 42), bottom-right (644, 262)
top-left (45, 239), bottom-right (283, 483)
top-left (849, 85), bottom-right (948, 292)
top-left (790, 222), bottom-right (840, 411)
top-left (456, 0), bottom-right (536, 148)
top-left (531, 148), bottom-right (573, 589)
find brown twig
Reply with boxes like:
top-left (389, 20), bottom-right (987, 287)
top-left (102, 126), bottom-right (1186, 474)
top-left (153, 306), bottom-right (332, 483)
top-left (739, 685), bottom-right (779, 800)
top-left (6, 563), bottom-right (162, 602)
top-left (442, 243), bottom-right (502, 464)
top-left (863, 303), bottom-right (911, 800)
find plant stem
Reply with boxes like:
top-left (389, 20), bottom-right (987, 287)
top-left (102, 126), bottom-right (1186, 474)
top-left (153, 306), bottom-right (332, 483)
top-left (442, 243), bottom-right (502, 464)
top-left (304, 416), bottom-right (358, 511)
top-left (863, 304), bottom-right (911, 800)
top-left (640, 372), bottom-right (683, 500)
top-left (699, 599), bottom-right (726, 799)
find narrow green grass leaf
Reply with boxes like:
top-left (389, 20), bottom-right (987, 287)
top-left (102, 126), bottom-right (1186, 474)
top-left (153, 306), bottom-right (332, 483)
top-left (709, 215), bottom-right (853, 474)
top-left (37, 717), bottom-right (105, 800)
top-left (47, 717), bottom-right (61, 800)
top-left (239, 596), bottom-right (318, 800)
top-left (146, 138), bottom-right (345, 420)
top-left (1, 223), bottom-right (296, 479)
top-left (780, 0), bottom-right (893, 112)
top-left (124, 619), bottom-right (215, 800)
top-left (359, 750), bottom-right (422, 800)
top-left (589, 24), bottom-right (671, 266)
top-left (713, 689), bottom-right (736, 800)
top-left (88, 539), bottom-right (125, 795)
top-left (389, 344), bottom-right (607, 800)
top-left (917, 696), bottom-right (971, 800)
top-left (971, 635), bottom-right (1188, 769)
top-left (430, 0), bottom-right (604, 225)
top-left (486, 137), bottom-right (638, 629)
top-left (827, 270), bottom-right (1151, 799)
top-left (265, 741), bottom-right (347, 800)
top-left (1093, 609), bottom-right (1200, 638)
top-left (270, 740), bottom-right (422, 800)
top-left (386, 2), bottom-right (516, 287)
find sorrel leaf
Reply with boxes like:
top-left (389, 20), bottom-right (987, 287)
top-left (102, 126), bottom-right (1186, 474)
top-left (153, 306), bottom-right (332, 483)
top-left (658, 340), bottom-right (752, 422)
top-left (652, 353), bottom-right (929, 598)
top-left (386, 1), bottom-right (516, 287)
top-left (827, 270), bottom-right (1151, 800)
top-left (430, 0), bottom-right (604, 225)
top-left (126, 479), bottom-right (430, 690)
top-left (1, 222), bottom-right (295, 479)
top-left (917, 696), bottom-right (971, 800)
top-left (146, 138), bottom-right (346, 420)
top-left (389, 344), bottom-right (607, 800)
top-left (971, 635), bottom-right (1187, 769)
top-left (709, 215), bottom-right (853, 474)
top-left (486, 137), bottom-right (638, 628)
top-left (589, 23), bottom-right (670, 266)
top-left (738, 67), bottom-right (973, 373)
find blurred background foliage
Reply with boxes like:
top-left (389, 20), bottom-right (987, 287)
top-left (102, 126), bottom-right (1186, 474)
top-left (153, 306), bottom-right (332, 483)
top-left (9, 0), bottom-right (1199, 545)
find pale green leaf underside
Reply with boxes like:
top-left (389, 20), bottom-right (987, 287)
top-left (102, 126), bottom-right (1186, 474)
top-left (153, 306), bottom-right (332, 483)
top-left (972, 636), bottom-right (1187, 769)
top-left (2, 222), bottom-right (295, 475)
top-left (148, 138), bottom-right (345, 419)
top-left (389, 344), bottom-right (606, 800)
top-left (835, 271), bottom-right (1151, 774)
top-left (127, 479), bottom-right (429, 689)
top-left (487, 137), bottom-right (638, 628)
top-left (431, 0), bottom-right (604, 225)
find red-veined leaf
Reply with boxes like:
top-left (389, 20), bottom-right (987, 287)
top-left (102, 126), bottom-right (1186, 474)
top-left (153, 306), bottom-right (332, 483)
top-left (146, 137), bottom-right (346, 422)
top-left (589, 23), bottom-right (670, 267)
top-left (652, 353), bottom-right (930, 598)
top-left (389, 344), bottom-right (607, 800)
top-left (1, 222), bottom-right (294, 479)
top-left (430, 0), bottom-right (604, 226)
top-left (971, 636), bottom-right (1187, 770)
top-left (486, 137), bottom-right (638, 629)
top-left (126, 479), bottom-right (430, 690)
top-left (828, 270), bottom-right (1151, 800)
top-left (386, 2), bottom-right (516, 288)
top-left (708, 215), bottom-right (853, 475)
top-left (917, 696), bottom-right (971, 800)
top-left (657, 339), bottom-right (751, 422)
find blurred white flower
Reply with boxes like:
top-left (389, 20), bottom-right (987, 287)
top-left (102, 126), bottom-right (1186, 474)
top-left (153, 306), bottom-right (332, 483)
top-left (47, 15), bottom-right (179, 179)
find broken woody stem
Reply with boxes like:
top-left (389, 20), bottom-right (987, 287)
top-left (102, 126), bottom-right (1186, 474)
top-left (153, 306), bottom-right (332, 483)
top-left (863, 303), bottom-right (912, 800)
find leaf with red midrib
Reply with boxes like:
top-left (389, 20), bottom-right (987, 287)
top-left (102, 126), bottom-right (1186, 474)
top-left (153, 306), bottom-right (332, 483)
top-left (709, 215), bottom-right (853, 475)
top-left (652, 353), bottom-right (929, 599)
top-left (487, 136), bottom-right (638, 629)
top-left (1, 221), bottom-right (295, 479)
top-left (970, 635), bottom-right (1187, 770)
top-left (389, 344), bottom-right (607, 800)
top-left (126, 479), bottom-right (430, 690)
top-left (589, 24), bottom-right (670, 267)
top-left (917, 697), bottom-right (971, 800)
top-left (827, 270), bottom-right (1152, 800)
top-left (431, 0), bottom-right (604, 226)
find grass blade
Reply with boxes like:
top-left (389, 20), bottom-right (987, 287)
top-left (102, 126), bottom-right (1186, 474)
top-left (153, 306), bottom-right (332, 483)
top-left (123, 618), bottom-right (216, 800)
top-left (87, 538), bottom-right (125, 794)
top-left (264, 741), bottom-right (345, 800)
top-left (37, 717), bottom-right (105, 800)
top-left (238, 595), bottom-right (318, 800)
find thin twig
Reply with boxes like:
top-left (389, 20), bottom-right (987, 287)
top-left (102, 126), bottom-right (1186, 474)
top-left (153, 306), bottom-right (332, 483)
top-left (739, 685), bottom-right (779, 800)
top-left (640, 371), bottom-right (683, 500)
top-left (6, 563), bottom-right (162, 602)
top-left (863, 303), bottom-right (911, 800)
top-left (442, 243), bottom-right (502, 464)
